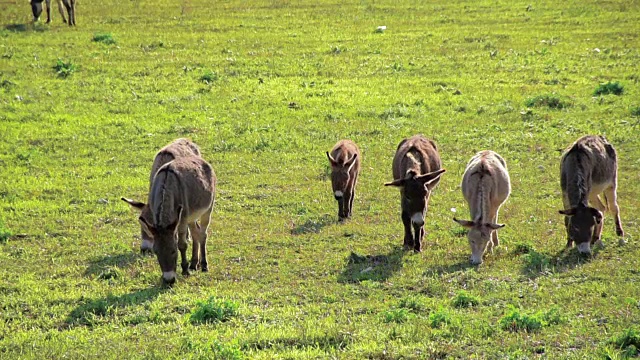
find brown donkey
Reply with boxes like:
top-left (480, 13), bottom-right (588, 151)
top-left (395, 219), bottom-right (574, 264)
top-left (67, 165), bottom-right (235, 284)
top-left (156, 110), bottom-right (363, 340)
top-left (122, 138), bottom-right (201, 253)
top-left (30, 0), bottom-right (76, 25)
top-left (326, 140), bottom-right (361, 221)
top-left (559, 135), bottom-right (624, 254)
top-left (140, 156), bottom-right (215, 285)
top-left (385, 135), bottom-right (446, 252)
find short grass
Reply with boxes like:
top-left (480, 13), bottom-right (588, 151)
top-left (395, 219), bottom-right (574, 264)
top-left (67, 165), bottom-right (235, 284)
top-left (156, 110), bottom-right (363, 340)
top-left (1, 0), bottom-right (639, 358)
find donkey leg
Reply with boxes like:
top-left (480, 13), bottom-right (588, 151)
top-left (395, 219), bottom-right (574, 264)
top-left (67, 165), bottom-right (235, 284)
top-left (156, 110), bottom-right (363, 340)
top-left (57, 0), bottom-right (67, 23)
top-left (177, 229), bottom-right (190, 275)
top-left (45, 0), bottom-right (51, 23)
top-left (413, 225), bottom-right (424, 253)
top-left (198, 206), bottom-right (214, 272)
top-left (401, 210), bottom-right (413, 250)
top-left (188, 223), bottom-right (200, 271)
top-left (589, 193), bottom-right (606, 246)
top-left (347, 188), bottom-right (355, 218)
top-left (604, 186), bottom-right (624, 238)
top-left (70, 0), bottom-right (76, 26)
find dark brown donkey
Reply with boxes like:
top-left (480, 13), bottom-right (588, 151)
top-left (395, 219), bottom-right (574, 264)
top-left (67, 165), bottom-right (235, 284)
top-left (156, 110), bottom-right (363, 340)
top-left (326, 140), bottom-right (361, 221)
top-left (122, 138), bottom-right (201, 253)
top-left (559, 135), bottom-right (624, 254)
top-left (385, 135), bottom-right (446, 252)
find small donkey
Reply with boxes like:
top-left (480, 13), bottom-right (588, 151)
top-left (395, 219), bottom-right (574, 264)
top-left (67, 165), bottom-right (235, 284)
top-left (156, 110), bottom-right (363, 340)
top-left (122, 138), bottom-right (201, 253)
top-left (30, 0), bottom-right (76, 26)
top-left (326, 140), bottom-right (361, 221)
top-left (454, 151), bottom-right (511, 264)
top-left (385, 135), bottom-right (445, 252)
top-left (139, 156), bottom-right (215, 285)
top-left (559, 135), bottom-right (624, 254)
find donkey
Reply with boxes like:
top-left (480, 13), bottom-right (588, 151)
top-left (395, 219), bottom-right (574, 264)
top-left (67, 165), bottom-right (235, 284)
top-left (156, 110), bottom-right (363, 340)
top-left (326, 140), bottom-right (361, 221)
top-left (122, 138), bottom-right (202, 253)
top-left (453, 151), bottom-right (511, 264)
top-left (30, 0), bottom-right (75, 26)
top-left (559, 135), bottom-right (624, 254)
top-left (385, 135), bottom-right (446, 252)
top-left (139, 156), bottom-right (216, 285)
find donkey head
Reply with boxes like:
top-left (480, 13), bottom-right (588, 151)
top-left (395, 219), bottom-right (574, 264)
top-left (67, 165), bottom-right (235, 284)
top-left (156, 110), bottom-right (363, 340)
top-left (121, 197), bottom-right (154, 253)
top-left (559, 205), bottom-right (603, 254)
top-left (139, 206), bottom-right (183, 285)
top-left (385, 169), bottom-right (446, 226)
top-left (453, 218), bottom-right (505, 264)
top-left (327, 152), bottom-right (358, 200)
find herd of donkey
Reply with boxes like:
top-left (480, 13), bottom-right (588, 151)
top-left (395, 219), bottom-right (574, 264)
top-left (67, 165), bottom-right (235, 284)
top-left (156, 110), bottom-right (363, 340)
top-left (29, 0), bottom-right (627, 287)
top-left (120, 134), bottom-right (625, 285)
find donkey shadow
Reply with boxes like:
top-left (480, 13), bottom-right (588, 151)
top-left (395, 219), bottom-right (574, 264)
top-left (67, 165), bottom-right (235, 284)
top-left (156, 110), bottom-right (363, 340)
top-left (4, 23), bottom-right (48, 33)
top-left (291, 214), bottom-right (335, 235)
top-left (520, 246), bottom-right (601, 279)
top-left (64, 287), bottom-right (165, 327)
top-left (424, 258), bottom-right (476, 276)
top-left (83, 252), bottom-right (142, 278)
top-left (338, 246), bottom-right (406, 283)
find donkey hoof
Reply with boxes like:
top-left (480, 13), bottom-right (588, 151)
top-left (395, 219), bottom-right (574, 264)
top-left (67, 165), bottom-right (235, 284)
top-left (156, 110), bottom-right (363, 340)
top-left (618, 238), bottom-right (627, 246)
top-left (201, 265), bottom-right (208, 272)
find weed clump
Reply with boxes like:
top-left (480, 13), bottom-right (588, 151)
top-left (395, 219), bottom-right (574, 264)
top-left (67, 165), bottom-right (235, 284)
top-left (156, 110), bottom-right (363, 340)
top-left (182, 338), bottom-right (244, 359)
top-left (452, 290), bottom-right (480, 308)
top-left (630, 106), bottom-right (640, 117)
top-left (398, 296), bottom-right (425, 312)
top-left (525, 94), bottom-right (571, 109)
top-left (189, 296), bottom-right (239, 324)
top-left (499, 307), bottom-right (543, 332)
top-left (382, 308), bottom-right (412, 323)
top-left (0, 218), bottom-right (12, 243)
top-left (200, 71), bottom-right (218, 84)
top-left (609, 328), bottom-right (640, 356)
top-left (429, 307), bottom-right (452, 328)
top-left (523, 250), bottom-right (553, 274)
top-left (594, 82), bottom-right (624, 96)
top-left (513, 242), bottom-right (534, 255)
top-left (53, 59), bottom-right (76, 78)
top-left (92, 33), bottom-right (116, 45)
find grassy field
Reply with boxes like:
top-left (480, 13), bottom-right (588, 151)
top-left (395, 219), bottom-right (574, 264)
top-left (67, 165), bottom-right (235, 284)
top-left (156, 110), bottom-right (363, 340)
top-left (1, 0), bottom-right (640, 358)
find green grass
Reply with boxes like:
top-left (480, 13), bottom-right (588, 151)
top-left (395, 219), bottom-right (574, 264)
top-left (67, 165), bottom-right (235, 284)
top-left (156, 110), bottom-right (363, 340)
top-left (451, 290), bottom-right (480, 308)
top-left (52, 58), bottom-right (76, 78)
top-left (594, 81), bottom-right (625, 96)
top-left (525, 94), bottom-right (572, 109)
top-left (1, 0), bottom-right (639, 358)
top-left (189, 297), bottom-right (239, 324)
top-left (92, 33), bottom-right (116, 45)
top-left (0, 217), bottom-right (12, 243)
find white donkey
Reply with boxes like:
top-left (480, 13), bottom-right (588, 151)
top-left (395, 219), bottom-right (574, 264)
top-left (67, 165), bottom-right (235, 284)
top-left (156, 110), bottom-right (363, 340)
top-left (454, 150), bottom-right (511, 264)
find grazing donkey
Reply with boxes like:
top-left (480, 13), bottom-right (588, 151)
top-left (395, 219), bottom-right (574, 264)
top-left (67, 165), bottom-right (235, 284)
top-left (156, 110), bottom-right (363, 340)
top-left (453, 151), bottom-right (511, 264)
top-left (559, 135), bottom-right (624, 254)
top-left (326, 140), bottom-right (361, 221)
top-left (30, 0), bottom-right (76, 26)
top-left (122, 138), bottom-right (201, 253)
top-left (385, 135), bottom-right (446, 252)
top-left (140, 156), bottom-right (215, 285)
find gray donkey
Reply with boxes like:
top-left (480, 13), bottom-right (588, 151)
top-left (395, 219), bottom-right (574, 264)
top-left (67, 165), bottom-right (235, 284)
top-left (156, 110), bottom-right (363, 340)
top-left (122, 138), bottom-right (201, 253)
top-left (559, 135), bottom-right (624, 254)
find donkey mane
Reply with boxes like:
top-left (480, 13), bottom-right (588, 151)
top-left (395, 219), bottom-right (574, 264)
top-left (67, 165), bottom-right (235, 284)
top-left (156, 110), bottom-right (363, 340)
top-left (153, 167), bottom-right (182, 227)
top-left (565, 145), bottom-right (589, 207)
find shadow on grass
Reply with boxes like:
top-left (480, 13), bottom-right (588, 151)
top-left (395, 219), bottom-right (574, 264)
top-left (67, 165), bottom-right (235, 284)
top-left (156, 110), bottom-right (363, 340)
top-left (63, 287), bottom-right (165, 327)
top-left (337, 246), bottom-right (405, 283)
top-left (519, 246), bottom-right (600, 279)
top-left (291, 214), bottom-right (334, 235)
top-left (5, 23), bottom-right (47, 32)
top-left (424, 259), bottom-right (476, 276)
top-left (83, 252), bottom-right (143, 279)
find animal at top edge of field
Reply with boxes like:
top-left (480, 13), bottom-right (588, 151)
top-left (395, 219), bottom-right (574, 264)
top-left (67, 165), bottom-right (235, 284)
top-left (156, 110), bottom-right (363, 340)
top-left (326, 139), bottom-right (361, 222)
top-left (453, 150), bottom-right (511, 265)
top-left (30, 0), bottom-right (76, 26)
top-left (385, 135), bottom-right (445, 253)
top-left (558, 135), bottom-right (624, 255)
top-left (122, 138), bottom-right (202, 254)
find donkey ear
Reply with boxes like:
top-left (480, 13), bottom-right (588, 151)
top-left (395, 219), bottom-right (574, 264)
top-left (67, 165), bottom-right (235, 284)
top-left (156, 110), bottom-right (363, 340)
top-left (345, 153), bottom-right (358, 172)
top-left (138, 216), bottom-right (154, 236)
top-left (559, 208), bottom-right (576, 216)
top-left (122, 197), bottom-right (146, 212)
top-left (484, 223), bottom-right (506, 230)
top-left (326, 152), bottom-right (338, 166)
top-left (384, 179), bottom-right (405, 187)
top-left (453, 218), bottom-right (475, 229)
top-left (418, 168), bottom-right (446, 190)
top-left (590, 208), bottom-right (603, 224)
